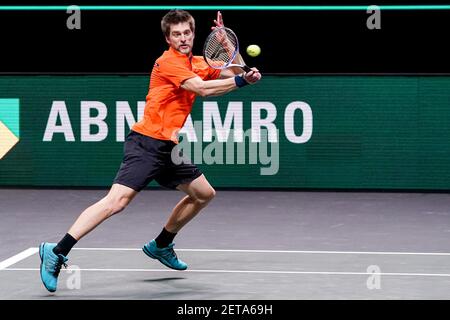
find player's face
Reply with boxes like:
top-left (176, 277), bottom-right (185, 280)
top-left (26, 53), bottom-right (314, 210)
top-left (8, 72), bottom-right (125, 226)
top-left (166, 22), bottom-right (195, 55)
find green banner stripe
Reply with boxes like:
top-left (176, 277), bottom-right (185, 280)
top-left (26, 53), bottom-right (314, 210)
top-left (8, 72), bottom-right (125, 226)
top-left (1, 76), bottom-right (450, 189)
top-left (0, 99), bottom-right (20, 137)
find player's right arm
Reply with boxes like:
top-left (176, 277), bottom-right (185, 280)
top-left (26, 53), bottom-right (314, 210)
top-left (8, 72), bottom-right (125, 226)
top-left (181, 68), bottom-right (261, 97)
top-left (181, 71), bottom-right (260, 97)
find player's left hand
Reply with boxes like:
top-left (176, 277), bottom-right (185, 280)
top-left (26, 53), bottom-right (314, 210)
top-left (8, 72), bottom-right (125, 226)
top-left (212, 11), bottom-right (224, 30)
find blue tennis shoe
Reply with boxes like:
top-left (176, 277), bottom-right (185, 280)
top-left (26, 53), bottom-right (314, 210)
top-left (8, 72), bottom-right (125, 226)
top-left (39, 242), bottom-right (68, 292)
top-left (142, 240), bottom-right (187, 270)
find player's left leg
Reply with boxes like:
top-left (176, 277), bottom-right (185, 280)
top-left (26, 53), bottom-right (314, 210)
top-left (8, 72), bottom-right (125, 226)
top-left (143, 174), bottom-right (215, 270)
top-left (167, 174), bottom-right (216, 233)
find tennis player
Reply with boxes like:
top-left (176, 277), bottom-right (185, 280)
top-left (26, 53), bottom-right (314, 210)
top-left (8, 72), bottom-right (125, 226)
top-left (39, 9), bottom-right (261, 292)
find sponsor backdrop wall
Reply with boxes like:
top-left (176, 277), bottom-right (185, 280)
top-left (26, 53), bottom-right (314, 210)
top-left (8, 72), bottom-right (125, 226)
top-left (1, 75), bottom-right (450, 189)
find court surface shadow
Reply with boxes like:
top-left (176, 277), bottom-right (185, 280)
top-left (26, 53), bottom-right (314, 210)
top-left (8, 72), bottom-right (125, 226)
top-left (142, 277), bottom-right (185, 282)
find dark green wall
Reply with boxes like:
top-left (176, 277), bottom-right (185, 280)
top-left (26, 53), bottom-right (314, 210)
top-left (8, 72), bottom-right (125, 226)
top-left (1, 75), bottom-right (450, 189)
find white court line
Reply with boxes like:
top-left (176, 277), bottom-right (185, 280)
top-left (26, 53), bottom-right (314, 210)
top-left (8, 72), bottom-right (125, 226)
top-left (0, 248), bottom-right (38, 270)
top-left (69, 247), bottom-right (450, 256)
top-left (3, 267), bottom-right (450, 277)
top-left (5, 247), bottom-right (450, 261)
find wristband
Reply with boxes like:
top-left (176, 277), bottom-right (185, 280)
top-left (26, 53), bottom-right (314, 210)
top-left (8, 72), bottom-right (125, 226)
top-left (234, 75), bottom-right (249, 88)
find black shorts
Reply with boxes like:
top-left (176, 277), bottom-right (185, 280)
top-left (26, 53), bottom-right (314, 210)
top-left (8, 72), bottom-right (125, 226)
top-left (113, 131), bottom-right (202, 191)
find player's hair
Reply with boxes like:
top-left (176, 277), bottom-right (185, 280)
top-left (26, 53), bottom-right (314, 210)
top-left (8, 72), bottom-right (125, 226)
top-left (161, 10), bottom-right (195, 38)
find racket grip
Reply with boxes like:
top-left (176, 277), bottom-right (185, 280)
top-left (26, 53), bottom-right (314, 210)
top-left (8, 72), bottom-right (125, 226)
top-left (242, 65), bottom-right (252, 73)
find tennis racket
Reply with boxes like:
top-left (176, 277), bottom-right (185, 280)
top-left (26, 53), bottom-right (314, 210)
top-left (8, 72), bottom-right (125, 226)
top-left (203, 27), bottom-right (252, 73)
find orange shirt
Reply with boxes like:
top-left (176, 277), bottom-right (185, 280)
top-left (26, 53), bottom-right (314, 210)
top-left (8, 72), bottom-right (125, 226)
top-left (132, 47), bottom-right (221, 142)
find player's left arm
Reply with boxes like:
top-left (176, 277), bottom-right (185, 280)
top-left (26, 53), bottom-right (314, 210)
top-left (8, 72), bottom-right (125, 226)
top-left (211, 11), bottom-right (248, 78)
top-left (219, 53), bottom-right (248, 78)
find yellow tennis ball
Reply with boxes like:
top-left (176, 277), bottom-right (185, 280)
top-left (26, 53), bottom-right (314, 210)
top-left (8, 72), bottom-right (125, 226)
top-left (246, 44), bottom-right (261, 57)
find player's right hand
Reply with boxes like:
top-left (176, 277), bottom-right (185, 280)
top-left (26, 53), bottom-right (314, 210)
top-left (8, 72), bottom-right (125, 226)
top-left (244, 68), bottom-right (262, 84)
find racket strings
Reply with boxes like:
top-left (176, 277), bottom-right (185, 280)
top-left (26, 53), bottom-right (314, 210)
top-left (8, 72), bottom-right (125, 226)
top-left (204, 28), bottom-right (238, 68)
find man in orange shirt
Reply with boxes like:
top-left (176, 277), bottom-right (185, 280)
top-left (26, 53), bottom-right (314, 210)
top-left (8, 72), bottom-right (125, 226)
top-left (39, 9), bottom-right (261, 292)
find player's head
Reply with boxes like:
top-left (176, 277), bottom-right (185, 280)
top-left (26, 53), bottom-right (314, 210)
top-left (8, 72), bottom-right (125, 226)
top-left (161, 9), bottom-right (195, 55)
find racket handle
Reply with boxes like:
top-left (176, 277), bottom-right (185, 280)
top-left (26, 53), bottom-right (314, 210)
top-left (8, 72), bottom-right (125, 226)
top-left (242, 65), bottom-right (252, 73)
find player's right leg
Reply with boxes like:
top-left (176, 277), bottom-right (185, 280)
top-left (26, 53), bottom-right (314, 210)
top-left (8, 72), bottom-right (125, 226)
top-left (39, 130), bottom-right (157, 292)
top-left (67, 183), bottom-right (138, 240)
top-left (39, 183), bottom-right (138, 292)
